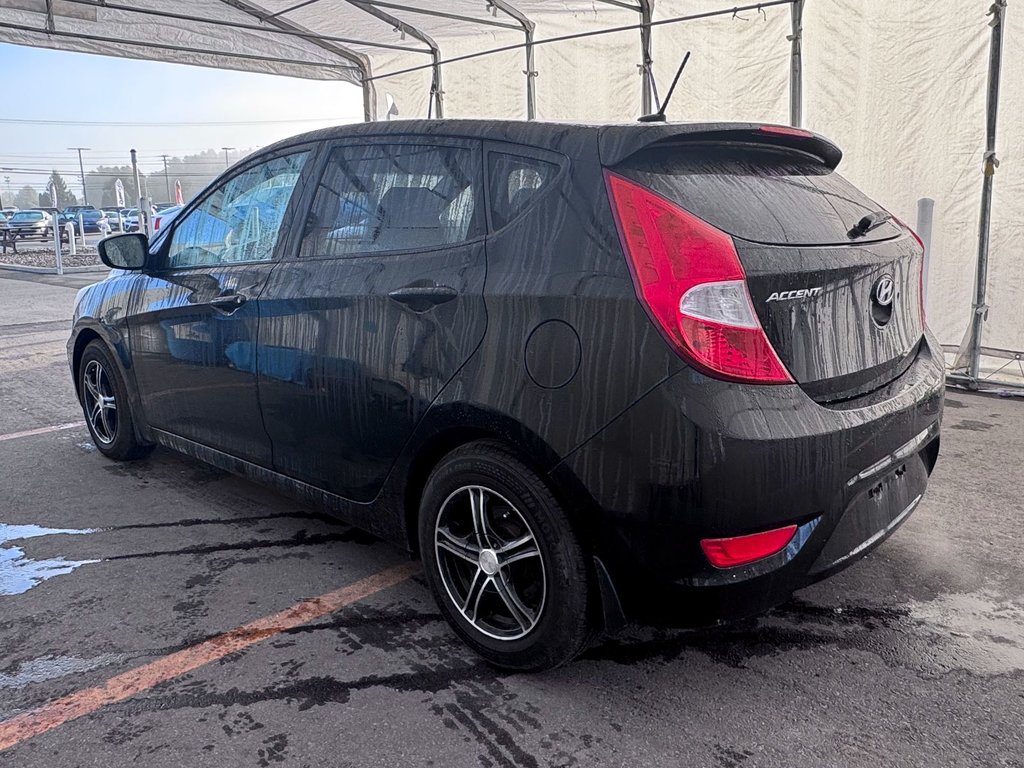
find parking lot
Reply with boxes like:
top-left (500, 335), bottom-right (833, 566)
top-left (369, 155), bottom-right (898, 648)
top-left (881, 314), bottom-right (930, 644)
top-left (1, 267), bottom-right (1022, 767)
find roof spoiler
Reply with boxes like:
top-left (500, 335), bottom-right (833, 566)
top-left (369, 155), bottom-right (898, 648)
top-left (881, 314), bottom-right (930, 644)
top-left (599, 123), bottom-right (843, 170)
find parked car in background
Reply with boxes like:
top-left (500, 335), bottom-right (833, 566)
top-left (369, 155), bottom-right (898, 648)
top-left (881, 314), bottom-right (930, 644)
top-left (102, 210), bottom-right (123, 232)
top-left (63, 208), bottom-right (109, 234)
top-left (6, 209), bottom-right (53, 239)
top-left (152, 205), bottom-right (183, 234)
top-left (69, 120), bottom-right (943, 671)
top-left (0, 211), bottom-right (9, 230)
top-left (122, 208), bottom-right (140, 232)
top-left (154, 202), bottom-right (177, 213)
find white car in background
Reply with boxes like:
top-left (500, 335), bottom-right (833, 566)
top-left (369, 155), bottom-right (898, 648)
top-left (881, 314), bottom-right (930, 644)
top-left (152, 205), bottom-right (184, 233)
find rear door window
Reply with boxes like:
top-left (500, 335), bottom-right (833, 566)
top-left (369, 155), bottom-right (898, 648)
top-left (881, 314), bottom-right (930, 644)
top-left (300, 142), bottom-right (483, 258)
top-left (487, 152), bottom-right (560, 230)
top-left (616, 144), bottom-right (901, 246)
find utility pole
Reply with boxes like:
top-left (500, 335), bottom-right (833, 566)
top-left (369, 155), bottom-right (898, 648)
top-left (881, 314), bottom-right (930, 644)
top-left (159, 154), bottom-right (172, 201)
top-left (221, 147), bottom-right (235, 169)
top-left (67, 147), bottom-right (91, 206)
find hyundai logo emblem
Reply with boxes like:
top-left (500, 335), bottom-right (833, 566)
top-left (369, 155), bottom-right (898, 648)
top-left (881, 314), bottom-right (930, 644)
top-left (873, 275), bottom-right (895, 307)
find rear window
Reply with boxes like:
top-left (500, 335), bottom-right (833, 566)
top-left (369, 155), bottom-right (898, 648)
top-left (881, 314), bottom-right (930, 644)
top-left (615, 144), bottom-right (900, 246)
top-left (487, 152), bottom-right (559, 230)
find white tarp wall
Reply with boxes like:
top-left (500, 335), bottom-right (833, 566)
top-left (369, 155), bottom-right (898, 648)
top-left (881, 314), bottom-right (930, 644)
top-left (1, 0), bottom-right (1019, 355)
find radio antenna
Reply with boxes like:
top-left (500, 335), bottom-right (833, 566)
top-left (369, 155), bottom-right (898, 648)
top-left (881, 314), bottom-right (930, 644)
top-left (638, 51), bottom-right (691, 123)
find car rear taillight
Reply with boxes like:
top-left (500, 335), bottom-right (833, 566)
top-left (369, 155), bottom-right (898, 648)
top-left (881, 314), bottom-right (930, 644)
top-left (605, 171), bottom-right (792, 384)
top-left (701, 525), bottom-right (797, 568)
top-left (758, 125), bottom-right (813, 138)
top-left (892, 215), bottom-right (927, 328)
top-left (153, 216), bottom-right (162, 231)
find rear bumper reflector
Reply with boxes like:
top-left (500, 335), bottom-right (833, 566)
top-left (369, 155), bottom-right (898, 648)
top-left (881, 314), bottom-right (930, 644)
top-left (701, 525), bottom-right (798, 569)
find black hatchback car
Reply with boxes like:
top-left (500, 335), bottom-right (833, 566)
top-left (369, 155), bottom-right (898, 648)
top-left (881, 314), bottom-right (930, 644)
top-left (69, 120), bottom-right (943, 670)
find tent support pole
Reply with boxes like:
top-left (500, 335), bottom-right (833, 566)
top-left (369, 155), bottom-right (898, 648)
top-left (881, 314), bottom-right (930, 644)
top-left (966, 0), bottom-right (1007, 384)
top-left (788, 0), bottom-right (803, 126)
top-left (640, 0), bottom-right (655, 113)
top-left (346, 0), bottom-right (443, 118)
top-left (489, 1), bottom-right (537, 119)
top-left (524, 26), bottom-right (537, 119)
top-left (361, 68), bottom-right (376, 122)
top-left (430, 48), bottom-right (444, 118)
top-left (218, 1), bottom-right (376, 120)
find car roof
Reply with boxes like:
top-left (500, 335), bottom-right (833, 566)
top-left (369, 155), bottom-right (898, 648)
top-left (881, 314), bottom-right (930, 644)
top-left (257, 119), bottom-right (841, 169)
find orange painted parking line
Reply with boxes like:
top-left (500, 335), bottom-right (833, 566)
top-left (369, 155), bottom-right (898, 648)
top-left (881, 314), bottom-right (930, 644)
top-left (0, 421), bottom-right (86, 443)
top-left (0, 561), bottom-right (420, 753)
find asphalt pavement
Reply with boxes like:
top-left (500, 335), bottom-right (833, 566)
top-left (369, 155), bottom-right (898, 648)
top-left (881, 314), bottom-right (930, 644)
top-left (0, 269), bottom-right (1022, 767)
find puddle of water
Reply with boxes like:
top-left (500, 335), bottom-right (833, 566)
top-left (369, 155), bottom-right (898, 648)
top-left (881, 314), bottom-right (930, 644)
top-left (910, 591), bottom-right (1024, 676)
top-left (0, 523), bottom-right (98, 596)
top-left (0, 653), bottom-right (128, 689)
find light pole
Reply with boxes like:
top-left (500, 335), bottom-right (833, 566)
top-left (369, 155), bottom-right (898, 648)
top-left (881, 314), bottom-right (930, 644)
top-left (160, 154), bottom-right (171, 201)
top-left (221, 147), bottom-right (235, 169)
top-left (67, 147), bottom-right (91, 206)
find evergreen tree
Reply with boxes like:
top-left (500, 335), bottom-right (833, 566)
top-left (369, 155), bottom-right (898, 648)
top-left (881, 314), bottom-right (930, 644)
top-left (13, 186), bottom-right (38, 209)
top-left (38, 171), bottom-right (79, 208)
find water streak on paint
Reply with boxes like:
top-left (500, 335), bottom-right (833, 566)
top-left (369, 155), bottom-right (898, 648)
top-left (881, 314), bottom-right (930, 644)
top-left (0, 523), bottom-right (98, 596)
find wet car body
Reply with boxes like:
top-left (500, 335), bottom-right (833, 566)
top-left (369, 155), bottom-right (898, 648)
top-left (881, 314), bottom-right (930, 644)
top-left (68, 120), bottom-right (943, 663)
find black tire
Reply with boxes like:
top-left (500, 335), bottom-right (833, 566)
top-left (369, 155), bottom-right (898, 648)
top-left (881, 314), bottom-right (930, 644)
top-left (419, 440), bottom-right (594, 671)
top-left (78, 340), bottom-right (153, 460)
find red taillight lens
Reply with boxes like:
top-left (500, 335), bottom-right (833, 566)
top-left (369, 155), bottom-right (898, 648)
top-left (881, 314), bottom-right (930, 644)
top-left (701, 525), bottom-right (797, 569)
top-left (605, 171), bottom-right (792, 384)
top-left (892, 214), bottom-right (927, 328)
top-left (758, 125), bottom-right (813, 138)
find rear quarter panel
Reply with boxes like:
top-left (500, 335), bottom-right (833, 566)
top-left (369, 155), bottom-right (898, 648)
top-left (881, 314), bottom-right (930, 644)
top-left (388, 130), bottom-right (684, 527)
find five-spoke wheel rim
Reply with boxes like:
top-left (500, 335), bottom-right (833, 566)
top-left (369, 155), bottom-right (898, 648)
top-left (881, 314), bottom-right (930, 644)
top-left (434, 485), bottom-right (546, 641)
top-left (83, 359), bottom-right (117, 445)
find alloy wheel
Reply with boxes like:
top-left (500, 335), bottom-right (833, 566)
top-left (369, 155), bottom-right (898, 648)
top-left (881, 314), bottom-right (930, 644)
top-left (83, 359), bottom-right (118, 444)
top-left (434, 485), bottom-right (546, 641)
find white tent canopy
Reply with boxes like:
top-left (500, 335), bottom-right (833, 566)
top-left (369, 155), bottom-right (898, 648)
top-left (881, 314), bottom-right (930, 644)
top-left (2, 0), bottom-right (1021, 386)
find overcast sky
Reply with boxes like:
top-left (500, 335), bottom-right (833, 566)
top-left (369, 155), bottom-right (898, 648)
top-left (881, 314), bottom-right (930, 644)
top-left (0, 43), bottom-right (364, 199)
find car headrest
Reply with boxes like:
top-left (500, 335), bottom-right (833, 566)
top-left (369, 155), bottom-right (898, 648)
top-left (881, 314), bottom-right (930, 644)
top-left (378, 187), bottom-right (445, 228)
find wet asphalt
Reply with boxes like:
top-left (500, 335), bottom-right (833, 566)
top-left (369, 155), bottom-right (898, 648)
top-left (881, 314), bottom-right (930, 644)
top-left (0, 269), bottom-right (1022, 768)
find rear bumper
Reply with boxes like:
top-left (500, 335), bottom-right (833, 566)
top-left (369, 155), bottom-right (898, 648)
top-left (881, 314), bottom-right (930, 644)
top-left (553, 333), bottom-right (944, 626)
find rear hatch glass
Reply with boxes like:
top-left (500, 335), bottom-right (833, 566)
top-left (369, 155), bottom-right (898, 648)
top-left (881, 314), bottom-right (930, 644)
top-left (621, 143), bottom-right (901, 246)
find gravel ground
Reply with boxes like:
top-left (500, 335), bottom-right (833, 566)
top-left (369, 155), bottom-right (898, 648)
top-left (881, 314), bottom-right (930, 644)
top-left (0, 246), bottom-right (101, 269)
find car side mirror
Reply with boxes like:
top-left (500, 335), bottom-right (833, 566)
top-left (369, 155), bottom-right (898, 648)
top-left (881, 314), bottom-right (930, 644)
top-left (98, 233), bottom-right (148, 270)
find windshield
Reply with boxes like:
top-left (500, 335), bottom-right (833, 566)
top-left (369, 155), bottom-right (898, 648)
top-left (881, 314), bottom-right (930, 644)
top-left (12, 212), bottom-right (44, 222)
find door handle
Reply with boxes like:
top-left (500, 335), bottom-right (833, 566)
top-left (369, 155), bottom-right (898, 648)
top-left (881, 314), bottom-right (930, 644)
top-left (209, 293), bottom-right (247, 312)
top-left (387, 283), bottom-right (458, 311)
